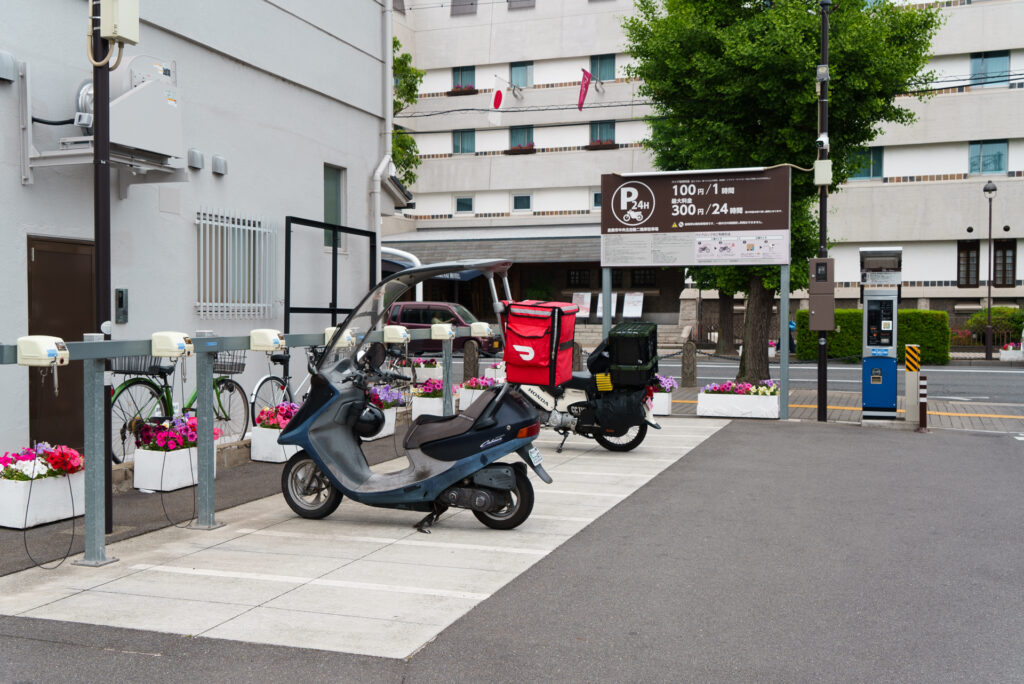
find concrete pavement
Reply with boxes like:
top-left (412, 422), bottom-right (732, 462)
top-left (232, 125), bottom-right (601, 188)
top-left (1, 417), bottom-right (1023, 682)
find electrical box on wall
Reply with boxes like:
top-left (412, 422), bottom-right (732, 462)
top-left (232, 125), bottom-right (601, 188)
top-left (115, 288), bottom-right (128, 324)
top-left (100, 0), bottom-right (140, 46)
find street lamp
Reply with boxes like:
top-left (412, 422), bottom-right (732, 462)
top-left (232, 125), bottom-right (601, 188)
top-left (983, 180), bottom-right (997, 360)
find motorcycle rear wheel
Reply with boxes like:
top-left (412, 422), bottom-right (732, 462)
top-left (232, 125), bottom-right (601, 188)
top-left (593, 423), bottom-right (647, 452)
top-left (473, 466), bottom-right (534, 530)
top-left (282, 451), bottom-right (343, 519)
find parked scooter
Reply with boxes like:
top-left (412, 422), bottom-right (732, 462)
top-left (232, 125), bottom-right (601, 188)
top-left (277, 259), bottom-right (551, 532)
top-left (515, 348), bottom-right (660, 454)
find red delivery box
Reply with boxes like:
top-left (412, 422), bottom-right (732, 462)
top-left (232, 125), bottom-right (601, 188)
top-left (502, 300), bottom-right (579, 386)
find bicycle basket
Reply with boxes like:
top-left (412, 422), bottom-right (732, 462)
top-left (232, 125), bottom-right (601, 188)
top-left (213, 350), bottom-right (246, 375)
top-left (109, 355), bottom-right (170, 376)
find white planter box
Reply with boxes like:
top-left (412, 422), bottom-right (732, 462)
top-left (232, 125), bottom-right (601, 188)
top-left (768, 346), bottom-right (777, 359)
top-left (0, 471), bottom-right (86, 529)
top-left (412, 396), bottom-right (444, 421)
top-left (364, 406), bottom-right (398, 441)
top-left (697, 393), bottom-right (780, 419)
top-left (460, 388), bottom-right (485, 410)
top-left (484, 366), bottom-right (506, 383)
top-left (134, 447), bottom-right (215, 491)
top-left (250, 425), bottom-right (301, 462)
top-left (414, 366), bottom-right (443, 383)
top-left (999, 349), bottom-right (1023, 361)
top-left (651, 392), bottom-right (672, 416)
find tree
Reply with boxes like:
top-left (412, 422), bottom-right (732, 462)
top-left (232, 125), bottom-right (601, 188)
top-left (393, 37), bottom-right (425, 186)
top-left (624, 0), bottom-right (940, 382)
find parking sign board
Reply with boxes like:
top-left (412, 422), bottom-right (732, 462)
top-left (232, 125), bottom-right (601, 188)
top-left (600, 167), bottom-right (791, 267)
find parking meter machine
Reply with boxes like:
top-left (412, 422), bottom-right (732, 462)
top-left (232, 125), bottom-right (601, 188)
top-left (860, 248), bottom-right (902, 419)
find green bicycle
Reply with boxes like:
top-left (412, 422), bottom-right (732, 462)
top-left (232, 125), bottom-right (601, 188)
top-left (109, 351), bottom-right (250, 464)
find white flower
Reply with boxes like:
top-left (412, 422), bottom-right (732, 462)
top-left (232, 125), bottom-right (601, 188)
top-left (14, 457), bottom-right (50, 479)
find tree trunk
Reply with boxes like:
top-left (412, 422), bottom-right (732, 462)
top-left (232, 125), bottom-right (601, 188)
top-left (715, 292), bottom-right (735, 356)
top-left (736, 276), bottom-right (775, 383)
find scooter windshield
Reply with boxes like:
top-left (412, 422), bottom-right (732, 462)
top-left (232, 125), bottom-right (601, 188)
top-left (319, 259), bottom-right (513, 374)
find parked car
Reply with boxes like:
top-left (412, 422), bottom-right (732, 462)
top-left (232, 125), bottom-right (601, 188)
top-left (386, 301), bottom-right (503, 356)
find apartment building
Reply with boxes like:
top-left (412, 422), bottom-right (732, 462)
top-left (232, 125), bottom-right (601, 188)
top-left (390, 0), bottom-right (1022, 340)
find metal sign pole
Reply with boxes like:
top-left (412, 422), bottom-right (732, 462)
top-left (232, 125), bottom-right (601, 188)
top-left (192, 330), bottom-right (222, 530)
top-left (74, 333), bottom-right (116, 567)
top-left (779, 265), bottom-right (790, 420)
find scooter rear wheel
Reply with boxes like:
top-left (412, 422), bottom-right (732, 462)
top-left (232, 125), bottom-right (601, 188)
top-left (593, 423), bottom-right (647, 452)
top-left (473, 465), bottom-right (534, 530)
top-left (282, 451), bottom-right (342, 519)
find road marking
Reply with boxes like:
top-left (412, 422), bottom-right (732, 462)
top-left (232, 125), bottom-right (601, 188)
top-left (672, 399), bottom-right (1024, 420)
top-left (130, 564), bottom-right (491, 600)
top-left (235, 528), bottom-right (548, 555)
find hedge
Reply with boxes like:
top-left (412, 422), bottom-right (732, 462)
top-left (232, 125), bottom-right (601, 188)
top-left (795, 308), bottom-right (950, 365)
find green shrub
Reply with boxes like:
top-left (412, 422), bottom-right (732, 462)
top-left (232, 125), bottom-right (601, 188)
top-left (965, 307), bottom-right (1023, 335)
top-left (795, 308), bottom-right (950, 365)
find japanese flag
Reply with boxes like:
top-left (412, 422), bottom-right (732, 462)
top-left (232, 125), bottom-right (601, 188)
top-left (488, 75), bottom-right (504, 125)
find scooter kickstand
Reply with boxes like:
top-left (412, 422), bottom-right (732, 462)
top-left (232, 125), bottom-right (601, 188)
top-left (414, 503), bottom-right (448, 534)
top-left (556, 431), bottom-right (570, 454)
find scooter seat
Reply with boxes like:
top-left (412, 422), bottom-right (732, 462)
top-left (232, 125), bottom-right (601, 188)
top-left (402, 389), bottom-right (497, 450)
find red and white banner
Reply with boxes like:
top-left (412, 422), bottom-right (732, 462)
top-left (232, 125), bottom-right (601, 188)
top-left (578, 69), bottom-right (592, 111)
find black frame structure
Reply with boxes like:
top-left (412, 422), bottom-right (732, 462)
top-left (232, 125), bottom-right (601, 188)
top-left (283, 216), bottom-right (377, 334)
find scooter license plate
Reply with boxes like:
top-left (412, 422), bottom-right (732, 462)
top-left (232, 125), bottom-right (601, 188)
top-left (527, 446), bottom-right (543, 466)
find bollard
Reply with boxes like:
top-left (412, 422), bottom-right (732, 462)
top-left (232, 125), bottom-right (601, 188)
top-left (916, 374), bottom-right (929, 433)
top-left (463, 340), bottom-right (479, 382)
top-left (572, 342), bottom-right (582, 371)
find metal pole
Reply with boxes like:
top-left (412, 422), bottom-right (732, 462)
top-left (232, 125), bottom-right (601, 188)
top-left (192, 331), bottom-right (222, 530)
top-left (986, 196), bottom-right (993, 360)
top-left (602, 267), bottom-right (612, 340)
top-left (74, 334), bottom-right (117, 567)
top-left (442, 337), bottom-right (454, 416)
top-left (817, 0), bottom-right (831, 422)
top-left (779, 265), bottom-right (790, 420)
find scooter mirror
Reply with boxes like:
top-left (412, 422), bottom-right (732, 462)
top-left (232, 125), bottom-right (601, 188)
top-left (363, 342), bottom-right (387, 370)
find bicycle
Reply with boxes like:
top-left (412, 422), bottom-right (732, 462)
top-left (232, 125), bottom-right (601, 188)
top-left (249, 346), bottom-right (325, 424)
top-left (109, 351), bottom-right (250, 464)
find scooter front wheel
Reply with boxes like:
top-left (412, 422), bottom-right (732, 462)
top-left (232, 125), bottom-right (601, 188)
top-left (473, 465), bottom-right (534, 530)
top-left (282, 451), bottom-right (342, 519)
top-left (593, 423), bottom-right (647, 452)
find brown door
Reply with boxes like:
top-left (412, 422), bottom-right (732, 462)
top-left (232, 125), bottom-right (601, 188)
top-left (26, 237), bottom-right (96, 450)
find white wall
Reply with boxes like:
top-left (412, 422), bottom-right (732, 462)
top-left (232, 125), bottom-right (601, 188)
top-left (0, 0), bottom-right (387, 448)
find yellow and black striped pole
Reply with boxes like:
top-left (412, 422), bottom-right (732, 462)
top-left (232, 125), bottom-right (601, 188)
top-left (905, 344), bottom-right (921, 372)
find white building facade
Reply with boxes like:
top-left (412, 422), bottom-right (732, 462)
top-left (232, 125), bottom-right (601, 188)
top-left (1, 0), bottom-right (397, 448)
top-left (390, 0), bottom-right (1021, 342)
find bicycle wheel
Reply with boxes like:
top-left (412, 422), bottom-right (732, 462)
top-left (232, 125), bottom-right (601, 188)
top-left (251, 376), bottom-right (293, 426)
top-left (110, 378), bottom-right (168, 464)
top-left (213, 378), bottom-right (249, 444)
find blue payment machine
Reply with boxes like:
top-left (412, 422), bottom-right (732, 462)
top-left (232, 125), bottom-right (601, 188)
top-left (860, 248), bottom-right (902, 419)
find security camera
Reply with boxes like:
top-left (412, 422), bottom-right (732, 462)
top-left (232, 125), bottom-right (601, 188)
top-left (816, 133), bottom-right (830, 151)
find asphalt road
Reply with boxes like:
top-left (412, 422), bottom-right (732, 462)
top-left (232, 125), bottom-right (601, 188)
top-left (3, 419), bottom-right (1024, 682)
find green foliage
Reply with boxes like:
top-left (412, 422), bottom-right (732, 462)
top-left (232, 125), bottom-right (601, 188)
top-left (964, 307), bottom-right (1024, 335)
top-left (795, 308), bottom-right (950, 365)
top-left (524, 273), bottom-right (556, 301)
top-left (393, 37), bottom-right (425, 186)
top-left (623, 0), bottom-right (941, 302)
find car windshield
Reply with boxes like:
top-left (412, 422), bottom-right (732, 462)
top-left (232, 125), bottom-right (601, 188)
top-left (451, 304), bottom-right (478, 324)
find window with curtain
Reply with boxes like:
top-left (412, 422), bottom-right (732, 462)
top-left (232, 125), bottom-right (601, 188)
top-left (590, 54), bottom-right (615, 81)
top-left (453, 129), bottom-right (476, 154)
top-left (509, 125), bottom-right (533, 148)
top-left (957, 240), bottom-right (979, 288)
top-left (970, 51), bottom-right (1010, 87)
top-left (452, 66), bottom-right (475, 89)
top-left (850, 147), bottom-right (883, 179)
top-left (590, 121), bottom-right (615, 144)
top-left (969, 140), bottom-right (1008, 174)
top-left (510, 61), bottom-right (533, 88)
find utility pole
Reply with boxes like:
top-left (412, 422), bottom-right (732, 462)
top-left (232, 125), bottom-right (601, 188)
top-left (816, 0), bottom-right (831, 423)
top-left (91, 0), bottom-right (113, 531)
